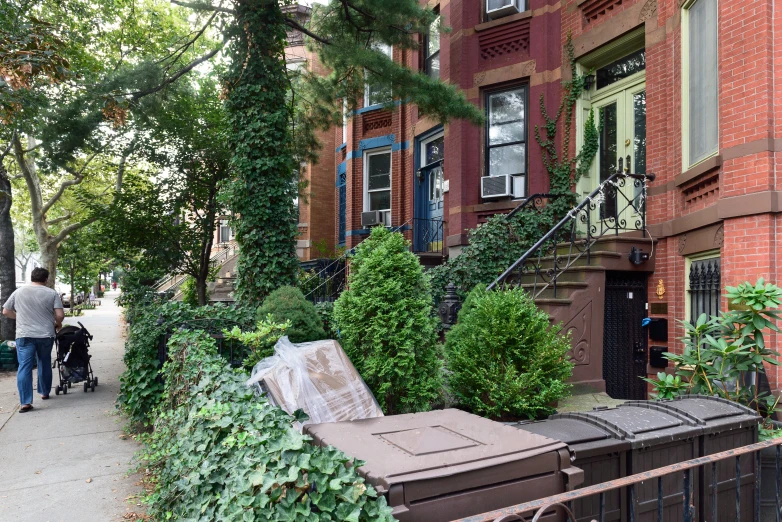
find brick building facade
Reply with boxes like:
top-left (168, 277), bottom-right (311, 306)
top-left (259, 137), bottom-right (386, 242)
top-left (561, 0), bottom-right (782, 395)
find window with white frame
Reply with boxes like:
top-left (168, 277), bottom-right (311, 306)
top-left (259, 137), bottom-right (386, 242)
top-left (486, 0), bottom-right (526, 21)
top-left (424, 15), bottom-right (440, 79)
top-left (364, 149), bottom-right (391, 225)
top-left (364, 43), bottom-right (393, 107)
top-left (219, 220), bottom-right (233, 243)
top-left (683, 0), bottom-right (718, 167)
top-left (486, 86), bottom-right (527, 182)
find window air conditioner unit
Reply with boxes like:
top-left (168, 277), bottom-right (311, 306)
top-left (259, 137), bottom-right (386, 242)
top-left (481, 175), bottom-right (512, 198)
top-left (486, 0), bottom-right (523, 19)
top-left (361, 210), bottom-right (382, 227)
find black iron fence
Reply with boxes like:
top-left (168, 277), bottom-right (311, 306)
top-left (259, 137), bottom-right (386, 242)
top-left (412, 217), bottom-right (445, 255)
top-left (156, 318), bottom-right (251, 377)
top-left (452, 437), bottom-right (782, 522)
top-left (302, 257), bottom-right (348, 304)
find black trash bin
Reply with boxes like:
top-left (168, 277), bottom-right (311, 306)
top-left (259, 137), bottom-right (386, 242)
top-left (530, 403), bottom-right (703, 522)
top-left (304, 409), bottom-right (584, 522)
top-left (515, 416), bottom-right (632, 522)
top-left (629, 396), bottom-right (761, 522)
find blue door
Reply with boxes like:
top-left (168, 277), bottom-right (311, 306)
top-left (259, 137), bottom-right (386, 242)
top-left (415, 134), bottom-right (444, 252)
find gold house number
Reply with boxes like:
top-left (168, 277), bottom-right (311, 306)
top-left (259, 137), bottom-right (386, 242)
top-left (656, 279), bottom-right (666, 300)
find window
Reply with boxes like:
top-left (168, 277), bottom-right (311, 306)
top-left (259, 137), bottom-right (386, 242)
top-left (364, 43), bottom-right (393, 107)
top-left (219, 220), bottom-right (233, 243)
top-left (342, 98), bottom-right (348, 145)
top-left (486, 0), bottom-right (525, 20)
top-left (595, 49), bottom-right (645, 90)
top-left (364, 149), bottom-right (391, 225)
top-left (424, 15), bottom-right (440, 79)
top-left (683, 0), bottom-right (718, 167)
top-left (486, 86), bottom-right (527, 183)
top-left (687, 254), bottom-right (720, 323)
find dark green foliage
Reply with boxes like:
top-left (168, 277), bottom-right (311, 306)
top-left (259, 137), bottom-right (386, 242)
top-left (224, 1), bottom-right (299, 305)
top-left (315, 301), bottom-right (338, 338)
top-left (445, 287), bottom-right (573, 420)
top-left (429, 209), bottom-right (556, 301)
top-left (257, 286), bottom-right (327, 343)
top-left (645, 279), bottom-right (782, 419)
top-left (139, 329), bottom-right (394, 521)
top-left (116, 299), bottom-right (254, 430)
top-left (334, 227), bottom-right (442, 414)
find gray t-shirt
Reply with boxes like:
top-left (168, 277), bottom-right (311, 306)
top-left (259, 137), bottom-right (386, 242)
top-left (3, 285), bottom-right (63, 338)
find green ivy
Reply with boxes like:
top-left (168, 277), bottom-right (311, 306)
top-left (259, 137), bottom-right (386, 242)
top-left (116, 299), bottom-right (255, 430)
top-left (139, 330), bottom-right (395, 521)
top-left (334, 227), bottom-right (443, 414)
top-left (225, 0), bottom-right (300, 305)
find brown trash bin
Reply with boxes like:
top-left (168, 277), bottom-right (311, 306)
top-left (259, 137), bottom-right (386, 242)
top-left (304, 409), bottom-right (584, 522)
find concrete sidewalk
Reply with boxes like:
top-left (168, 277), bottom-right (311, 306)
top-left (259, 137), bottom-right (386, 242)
top-left (0, 290), bottom-right (145, 521)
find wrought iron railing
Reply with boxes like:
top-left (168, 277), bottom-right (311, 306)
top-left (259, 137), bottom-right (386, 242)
top-left (302, 220), bottom-right (412, 303)
top-left (412, 217), bottom-right (445, 255)
top-left (487, 172), bottom-right (655, 298)
top-left (452, 437), bottom-right (782, 522)
top-left (505, 193), bottom-right (566, 220)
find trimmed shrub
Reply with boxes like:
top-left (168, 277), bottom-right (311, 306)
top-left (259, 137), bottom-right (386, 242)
top-left (445, 287), bottom-right (573, 420)
top-left (257, 285), bottom-right (327, 343)
top-left (334, 227), bottom-right (442, 414)
top-left (139, 330), bottom-right (394, 521)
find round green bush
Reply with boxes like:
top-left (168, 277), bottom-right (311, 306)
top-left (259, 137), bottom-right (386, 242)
top-left (334, 227), bottom-right (443, 414)
top-left (445, 286), bottom-right (573, 420)
top-left (257, 285), bottom-right (327, 343)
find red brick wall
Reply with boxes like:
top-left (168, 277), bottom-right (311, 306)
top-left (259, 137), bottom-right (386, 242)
top-left (563, 0), bottom-right (782, 393)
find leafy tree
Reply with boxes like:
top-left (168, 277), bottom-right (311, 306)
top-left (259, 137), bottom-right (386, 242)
top-left (97, 79), bottom-right (232, 305)
top-left (56, 226), bottom-right (109, 309)
top-left (445, 287), bottom-right (573, 420)
top-left (1, 0), bottom-right (227, 291)
top-left (175, 0), bottom-right (481, 305)
top-left (333, 227), bottom-right (442, 414)
top-left (13, 221), bottom-right (37, 281)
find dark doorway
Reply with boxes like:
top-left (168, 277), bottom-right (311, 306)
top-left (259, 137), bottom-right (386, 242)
top-left (603, 271), bottom-right (648, 400)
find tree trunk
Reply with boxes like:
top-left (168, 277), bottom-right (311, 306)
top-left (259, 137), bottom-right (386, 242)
top-left (38, 242), bottom-right (58, 289)
top-left (69, 262), bottom-right (75, 313)
top-left (196, 274), bottom-right (208, 306)
top-left (0, 165), bottom-right (16, 340)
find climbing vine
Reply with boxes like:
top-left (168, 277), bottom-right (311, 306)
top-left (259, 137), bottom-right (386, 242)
top-left (535, 33), bottom-right (600, 212)
top-left (224, 0), bottom-right (300, 305)
top-left (430, 35), bottom-right (599, 299)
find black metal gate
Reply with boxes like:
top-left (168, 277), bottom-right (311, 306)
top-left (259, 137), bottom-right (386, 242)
top-left (603, 271), bottom-right (648, 400)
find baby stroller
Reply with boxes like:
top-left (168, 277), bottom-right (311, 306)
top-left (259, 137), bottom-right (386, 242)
top-left (54, 322), bottom-right (98, 394)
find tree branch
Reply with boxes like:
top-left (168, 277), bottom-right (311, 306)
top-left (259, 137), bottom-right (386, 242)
top-left (52, 216), bottom-right (97, 246)
top-left (47, 212), bottom-right (73, 226)
top-left (170, 0), bottom-right (234, 14)
top-left (128, 41), bottom-right (227, 100)
top-left (284, 16), bottom-right (331, 45)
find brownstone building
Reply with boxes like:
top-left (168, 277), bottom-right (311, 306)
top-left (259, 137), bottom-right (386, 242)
top-left (331, 0), bottom-right (782, 400)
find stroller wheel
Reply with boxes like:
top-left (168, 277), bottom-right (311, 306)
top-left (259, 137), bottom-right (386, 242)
top-left (62, 384), bottom-right (68, 395)
top-left (94, 377), bottom-right (98, 386)
top-left (84, 382), bottom-right (89, 393)
top-left (90, 381), bottom-right (95, 392)
top-left (55, 386), bottom-right (61, 395)
top-left (68, 382), bottom-right (72, 389)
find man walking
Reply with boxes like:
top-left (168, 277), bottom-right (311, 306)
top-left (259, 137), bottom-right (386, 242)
top-left (2, 268), bottom-right (64, 413)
